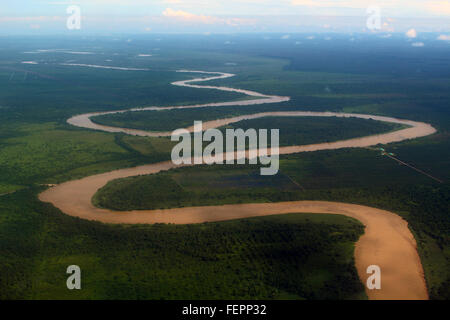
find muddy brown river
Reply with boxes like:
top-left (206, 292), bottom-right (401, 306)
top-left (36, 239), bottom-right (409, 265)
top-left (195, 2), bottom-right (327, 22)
top-left (41, 70), bottom-right (434, 300)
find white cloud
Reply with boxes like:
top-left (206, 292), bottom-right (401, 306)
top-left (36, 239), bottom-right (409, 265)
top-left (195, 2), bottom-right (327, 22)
top-left (437, 34), bottom-right (450, 41)
top-left (411, 42), bottom-right (424, 47)
top-left (291, 0), bottom-right (450, 16)
top-left (405, 28), bottom-right (417, 38)
top-left (4, 0), bottom-right (450, 34)
top-left (162, 8), bottom-right (254, 26)
top-left (163, 8), bottom-right (217, 24)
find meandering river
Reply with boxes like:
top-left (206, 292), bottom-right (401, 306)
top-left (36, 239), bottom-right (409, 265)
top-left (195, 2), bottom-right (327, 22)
top-left (41, 70), bottom-right (434, 300)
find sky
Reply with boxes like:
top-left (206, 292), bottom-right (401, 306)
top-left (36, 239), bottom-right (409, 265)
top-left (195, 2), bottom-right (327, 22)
top-left (1, 0), bottom-right (450, 34)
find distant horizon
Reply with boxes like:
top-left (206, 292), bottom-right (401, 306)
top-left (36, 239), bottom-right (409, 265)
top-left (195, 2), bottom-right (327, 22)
top-left (1, 30), bottom-right (449, 35)
top-left (1, 31), bottom-right (449, 44)
top-left (2, 1), bottom-right (450, 34)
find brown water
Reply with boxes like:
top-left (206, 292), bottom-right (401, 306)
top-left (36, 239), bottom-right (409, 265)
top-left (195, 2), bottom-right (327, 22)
top-left (43, 70), bottom-right (435, 300)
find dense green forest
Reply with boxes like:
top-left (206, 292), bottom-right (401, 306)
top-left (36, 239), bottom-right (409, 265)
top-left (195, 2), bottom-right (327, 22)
top-left (93, 112), bottom-right (403, 148)
top-left (95, 146), bottom-right (450, 299)
top-left (222, 117), bottom-right (402, 147)
top-left (0, 188), bottom-right (365, 299)
top-left (0, 35), bottom-right (449, 299)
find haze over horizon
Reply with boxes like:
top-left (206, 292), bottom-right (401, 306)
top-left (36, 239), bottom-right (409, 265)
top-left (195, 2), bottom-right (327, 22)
top-left (2, 0), bottom-right (450, 35)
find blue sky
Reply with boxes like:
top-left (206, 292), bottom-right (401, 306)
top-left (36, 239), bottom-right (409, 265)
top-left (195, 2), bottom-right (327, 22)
top-left (1, 0), bottom-right (450, 34)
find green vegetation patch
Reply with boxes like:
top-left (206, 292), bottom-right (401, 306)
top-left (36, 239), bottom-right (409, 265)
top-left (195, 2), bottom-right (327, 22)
top-left (91, 109), bottom-right (403, 145)
top-left (0, 183), bottom-right (23, 195)
top-left (93, 166), bottom-right (300, 211)
top-left (0, 123), bottom-right (174, 185)
top-left (1, 38), bottom-right (449, 300)
top-left (223, 116), bottom-right (403, 147)
top-left (0, 189), bottom-right (365, 300)
top-left (94, 139), bottom-right (449, 299)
